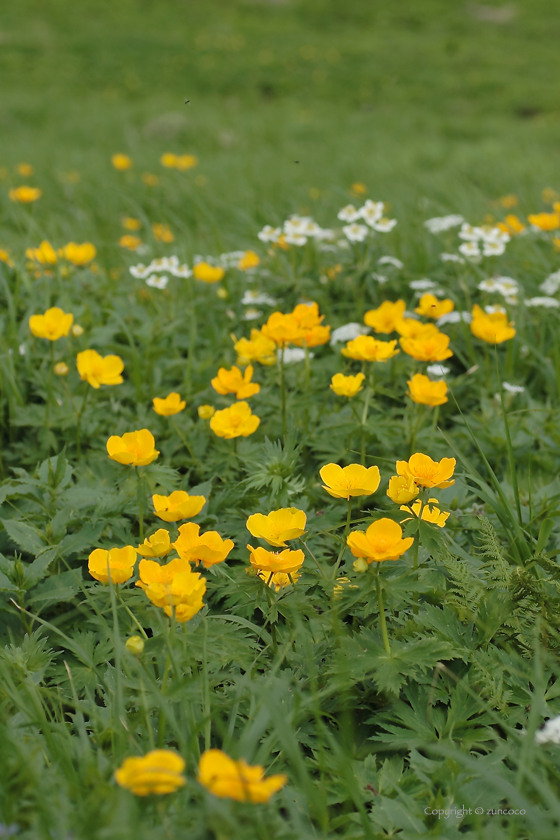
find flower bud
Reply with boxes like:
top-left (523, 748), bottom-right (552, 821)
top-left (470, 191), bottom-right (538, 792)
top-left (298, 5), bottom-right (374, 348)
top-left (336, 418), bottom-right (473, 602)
top-left (71, 324), bottom-right (84, 337)
top-left (216, 287), bottom-right (228, 299)
top-left (353, 558), bottom-right (368, 573)
top-left (54, 362), bottom-right (69, 376)
top-left (198, 404), bottom-right (215, 419)
top-left (125, 635), bottom-right (145, 656)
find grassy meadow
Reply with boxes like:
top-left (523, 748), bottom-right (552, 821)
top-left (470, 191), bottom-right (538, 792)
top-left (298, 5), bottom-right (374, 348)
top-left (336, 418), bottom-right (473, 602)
top-left (2, 0), bottom-right (560, 838)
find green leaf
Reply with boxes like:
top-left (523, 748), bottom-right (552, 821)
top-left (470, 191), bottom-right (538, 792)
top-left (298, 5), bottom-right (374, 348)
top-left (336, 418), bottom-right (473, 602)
top-left (2, 519), bottom-right (47, 556)
top-left (28, 571), bottom-right (80, 609)
top-left (24, 548), bottom-right (59, 587)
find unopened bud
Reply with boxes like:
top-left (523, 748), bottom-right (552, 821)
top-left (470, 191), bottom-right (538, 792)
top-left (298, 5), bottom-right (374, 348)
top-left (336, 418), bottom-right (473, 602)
top-left (216, 287), bottom-right (228, 299)
top-left (125, 635), bottom-right (145, 656)
top-left (353, 558), bottom-right (368, 573)
top-left (54, 362), bottom-right (69, 376)
top-left (71, 324), bottom-right (84, 337)
top-left (198, 404), bottom-right (215, 419)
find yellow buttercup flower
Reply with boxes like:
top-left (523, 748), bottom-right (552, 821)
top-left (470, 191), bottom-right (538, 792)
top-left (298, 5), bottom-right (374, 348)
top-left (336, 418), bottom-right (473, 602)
top-left (26, 241), bottom-right (57, 265)
top-left (173, 523), bottom-right (234, 568)
top-left (176, 154), bottom-right (198, 170)
top-left (261, 312), bottom-right (302, 347)
top-left (246, 508), bottom-right (306, 547)
top-left (115, 750), bottom-right (186, 796)
top-left (152, 223), bottom-right (174, 243)
top-left (77, 349), bottom-right (124, 388)
top-left (112, 153), bottom-right (133, 171)
top-left (152, 490), bottom-right (206, 522)
top-left (289, 304), bottom-right (331, 347)
top-left (257, 569), bottom-right (300, 591)
top-left (152, 392), bottom-right (186, 416)
top-left (407, 373), bottom-right (448, 406)
top-left (351, 182), bottom-right (367, 196)
top-left (136, 556), bottom-right (206, 621)
top-left (0, 248), bottom-right (14, 267)
top-left (119, 234), bottom-right (142, 250)
top-left (122, 216), bottom-right (142, 231)
top-left (386, 475), bottom-right (419, 504)
top-left (16, 163), bottom-right (33, 177)
top-left (414, 294), bottom-right (454, 319)
top-left (88, 545), bottom-right (137, 584)
top-left (364, 300), bottom-right (406, 334)
top-left (54, 362), bottom-right (70, 376)
top-left (400, 498), bottom-right (450, 528)
top-left (59, 242), bottom-right (96, 266)
top-left (29, 307), bottom-right (73, 341)
top-left (247, 545), bottom-right (305, 574)
top-left (320, 463), bottom-right (381, 500)
top-left (211, 365), bottom-right (260, 399)
top-left (497, 214), bottom-right (525, 236)
top-left (470, 304), bottom-right (515, 344)
top-left (347, 518), bottom-right (414, 563)
top-left (210, 401), bottom-right (260, 439)
top-left (400, 328), bottom-right (453, 362)
top-left (341, 335), bottom-right (399, 362)
top-left (9, 185), bottom-right (42, 203)
top-left (395, 317), bottom-right (431, 339)
top-left (161, 153), bottom-right (179, 168)
top-left (197, 750), bottom-right (287, 803)
top-left (198, 404), bottom-right (216, 419)
top-left (396, 453), bottom-right (455, 489)
top-left (106, 429), bottom-right (159, 467)
top-left (330, 372), bottom-right (366, 397)
top-left (193, 262), bottom-right (225, 283)
top-left (528, 212), bottom-right (560, 231)
top-left (137, 529), bottom-right (172, 558)
top-left (234, 329), bottom-right (277, 365)
top-left (238, 250), bottom-right (260, 270)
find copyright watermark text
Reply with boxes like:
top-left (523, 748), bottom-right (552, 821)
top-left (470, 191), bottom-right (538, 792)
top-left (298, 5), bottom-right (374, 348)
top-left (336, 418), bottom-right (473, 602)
top-left (424, 805), bottom-right (526, 819)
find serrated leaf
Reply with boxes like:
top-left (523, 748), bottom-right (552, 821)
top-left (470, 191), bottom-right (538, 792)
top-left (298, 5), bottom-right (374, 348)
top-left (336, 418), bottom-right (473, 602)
top-left (24, 548), bottom-right (58, 587)
top-left (59, 522), bottom-right (105, 558)
top-left (28, 571), bottom-right (79, 609)
top-left (2, 519), bottom-right (47, 556)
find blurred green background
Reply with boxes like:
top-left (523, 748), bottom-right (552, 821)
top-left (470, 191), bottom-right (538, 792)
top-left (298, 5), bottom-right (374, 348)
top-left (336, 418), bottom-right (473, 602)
top-left (1, 0), bottom-right (560, 250)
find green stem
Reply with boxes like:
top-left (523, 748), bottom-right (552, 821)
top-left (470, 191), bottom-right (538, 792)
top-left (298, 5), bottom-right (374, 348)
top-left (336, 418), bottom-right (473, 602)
top-left (171, 416), bottom-right (200, 469)
top-left (202, 615), bottom-right (211, 751)
top-left (279, 346), bottom-right (286, 439)
top-left (360, 366), bottom-right (373, 465)
top-left (136, 467), bottom-right (145, 541)
top-left (332, 498), bottom-right (352, 579)
top-left (45, 342), bottom-right (55, 429)
top-left (75, 385), bottom-right (90, 459)
top-left (375, 566), bottom-right (391, 656)
top-left (185, 277), bottom-right (197, 399)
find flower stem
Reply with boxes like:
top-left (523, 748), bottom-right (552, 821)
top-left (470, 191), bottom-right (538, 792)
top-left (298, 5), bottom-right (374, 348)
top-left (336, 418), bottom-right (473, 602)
top-left (136, 467), bottom-right (145, 541)
top-left (75, 385), bottom-right (90, 459)
top-left (332, 498), bottom-right (352, 579)
top-left (375, 566), bottom-right (391, 656)
top-left (171, 416), bottom-right (200, 470)
top-left (279, 346), bottom-right (286, 440)
top-left (360, 367), bottom-right (373, 465)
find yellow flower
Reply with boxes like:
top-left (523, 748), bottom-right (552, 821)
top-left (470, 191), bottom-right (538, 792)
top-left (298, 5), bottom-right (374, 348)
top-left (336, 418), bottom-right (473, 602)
top-left (210, 401), bottom-right (260, 439)
top-left (137, 529), bottom-right (172, 558)
top-left (177, 154), bottom-right (198, 170)
top-left (122, 216), bottom-right (142, 231)
top-left (261, 312), bottom-right (302, 347)
top-left (289, 302), bottom-right (331, 347)
top-left (125, 635), bottom-right (145, 655)
top-left (119, 234), bottom-right (142, 251)
top-left (554, 236), bottom-right (560, 252)
top-left (88, 545), bottom-right (137, 584)
top-left (16, 163), bottom-right (33, 176)
top-left (246, 508), bottom-right (307, 547)
top-left (257, 570), bottom-right (300, 591)
top-left (193, 262), bottom-right (225, 283)
top-left (152, 392), bottom-right (186, 416)
top-left (115, 750), bottom-right (186, 796)
top-left (364, 300), bottom-right (406, 334)
top-left (77, 349), bottom-right (124, 388)
top-left (320, 463), bottom-right (381, 500)
top-left (152, 223), bottom-right (174, 243)
top-left (341, 335), bottom-right (399, 362)
top-left (400, 328), bottom-right (453, 362)
top-left (198, 404), bottom-right (216, 419)
top-left (528, 212), bottom-right (560, 231)
top-left (25, 241), bottom-right (57, 265)
top-left (470, 304), bottom-right (515, 344)
top-left (238, 250), bottom-right (260, 270)
top-left (0, 248), bottom-right (14, 267)
top-left (160, 153), bottom-right (179, 168)
top-left (330, 372), bottom-right (365, 397)
top-left (54, 362), bottom-right (70, 376)
top-left (234, 329), bottom-right (277, 365)
top-left (499, 194), bottom-right (518, 208)
top-left (29, 307), bottom-right (73, 341)
top-left (400, 498), bottom-right (450, 528)
top-left (386, 475), bottom-right (419, 504)
top-left (152, 490), bottom-right (206, 522)
top-left (211, 365), bottom-right (260, 399)
top-left (497, 214), bottom-right (526, 236)
top-left (351, 182), bottom-right (367, 196)
top-left (59, 242), bottom-right (96, 266)
top-left (173, 522), bottom-right (234, 568)
top-left (9, 186), bottom-right (42, 203)
top-left (347, 518), bottom-right (414, 563)
top-left (407, 373), bottom-right (448, 406)
top-left (395, 317), bottom-right (432, 339)
top-left (136, 556), bottom-right (206, 621)
top-left (247, 545), bottom-right (304, 574)
top-left (107, 429), bottom-right (159, 467)
top-left (396, 453), bottom-right (456, 489)
top-left (112, 153), bottom-right (133, 171)
top-left (198, 749), bottom-right (287, 803)
top-left (333, 575), bottom-right (359, 597)
top-left (414, 294), bottom-right (454, 319)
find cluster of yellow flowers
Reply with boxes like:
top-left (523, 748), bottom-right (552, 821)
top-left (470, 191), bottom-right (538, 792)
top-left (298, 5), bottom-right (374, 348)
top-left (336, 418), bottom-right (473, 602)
top-left (25, 240), bottom-right (96, 267)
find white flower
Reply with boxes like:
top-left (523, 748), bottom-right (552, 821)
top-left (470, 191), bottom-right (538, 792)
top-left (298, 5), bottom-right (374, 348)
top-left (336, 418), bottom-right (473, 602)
top-left (459, 241), bottom-right (481, 259)
top-left (480, 227), bottom-right (509, 245)
top-left (502, 382), bottom-right (525, 394)
top-left (301, 220), bottom-right (322, 237)
top-left (342, 223), bottom-right (369, 243)
top-left (372, 218), bottom-right (397, 232)
top-left (284, 215), bottom-right (314, 235)
top-left (278, 347), bottom-right (312, 364)
top-left (220, 251), bottom-right (245, 267)
top-left (371, 272), bottom-right (389, 284)
top-left (336, 239), bottom-right (351, 249)
top-left (525, 296), bottom-right (560, 308)
top-left (485, 304), bottom-right (506, 314)
top-left (440, 252), bottom-right (465, 263)
top-left (146, 275), bottom-right (169, 290)
top-left (409, 278), bottom-right (437, 290)
top-left (535, 716), bottom-right (560, 745)
top-left (313, 228), bottom-right (335, 241)
top-left (129, 263), bottom-right (151, 279)
top-left (436, 311), bottom-right (472, 327)
top-left (193, 254), bottom-right (222, 266)
top-left (478, 277), bottom-right (519, 296)
top-left (330, 323), bottom-right (370, 345)
top-left (427, 364), bottom-right (450, 377)
top-left (170, 264), bottom-right (192, 278)
top-left (150, 256), bottom-right (179, 271)
top-left (482, 240), bottom-right (506, 257)
top-left (359, 200), bottom-right (384, 226)
top-left (258, 225), bottom-right (281, 243)
top-left (378, 256), bottom-right (403, 269)
top-left (424, 215), bottom-right (464, 233)
top-left (241, 290), bottom-right (277, 306)
top-left (18, 343), bottom-right (26, 356)
top-left (284, 233), bottom-right (308, 246)
top-left (458, 223), bottom-right (480, 242)
top-left (242, 307), bottom-right (263, 320)
top-left (337, 204), bottom-right (361, 222)
top-left (539, 270), bottom-right (560, 296)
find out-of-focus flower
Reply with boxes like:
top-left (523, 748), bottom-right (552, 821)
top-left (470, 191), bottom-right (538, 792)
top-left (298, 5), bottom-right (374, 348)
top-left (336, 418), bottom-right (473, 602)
top-left (136, 557), bottom-right (206, 621)
top-left (330, 372), bottom-right (365, 397)
top-left (359, 199), bottom-right (385, 226)
top-left (290, 302), bottom-right (330, 347)
top-left (424, 215), bottom-right (464, 233)
top-left (153, 392), bottom-right (186, 416)
top-left (320, 463), bottom-right (381, 499)
top-left (499, 194), bottom-right (518, 208)
top-left (351, 182), bottom-right (367, 196)
top-left (415, 294), bottom-right (454, 319)
top-left (238, 250), bottom-right (260, 270)
top-left (234, 329), bottom-right (277, 365)
top-left (342, 223), bottom-right (369, 242)
top-left (337, 205), bottom-right (361, 222)
top-left (427, 363), bottom-right (451, 377)
top-left (396, 453), bottom-right (456, 488)
top-left (478, 277), bottom-right (519, 297)
top-left (77, 349), bottom-right (124, 388)
top-left (210, 401), bottom-right (260, 439)
top-left (54, 362), bottom-right (70, 376)
top-left (29, 307), bottom-right (73, 340)
top-left (400, 498), bottom-right (449, 528)
top-left (436, 311), bottom-right (472, 327)
top-left (440, 252), bottom-right (465, 263)
top-left (16, 162), bottom-right (34, 176)
top-left (71, 324), bottom-right (84, 337)
top-left (9, 186), bottom-right (42, 203)
top-left (119, 235), bottom-right (142, 250)
top-left (525, 296), bottom-right (560, 309)
top-left (115, 750), bottom-right (186, 795)
top-left (197, 750), bottom-right (287, 803)
top-left (59, 242), bottom-right (96, 266)
top-left (242, 290), bottom-right (277, 307)
top-left (407, 373), bottom-right (448, 406)
top-left (246, 508), bottom-right (306, 547)
top-left (347, 518), bottom-right (414, 563)
top-left (122, 219), bottom-right (142, 233)
top-left (211, 365), bottom-right (260, 399)
top-left (373, 217), bottom-right (397, 232)
top-left (261, 312), bottom-right (301, 347)
top-left (502, 382), bottom-right (524, 394)
top-left (400, 328), bottom-right (453, 362)
top-left (142, 172), bottom-right (159, 186)
top-left (112, 154), bottom-right (133, 170)
top-left (198, 404), bottom-right (215, 419)
top-left (0, 248), bottom-right (14, 267)
top-left (330, 323), bottom-right (370, 345)
top-left (125, 635), bottom-right (145, 655)
top-left (137, 529), bottom-right (172, 558)
top-left (470, 304), bottom-right (515, 343)
top-left (528, 212), bottom-right (560, 232)
top-left (539, 270), bottom-right (560, 296)
top-left (88, 545), bottom-right (137, 584)
top-left (497, 214), bottom-right (526, 236)
top-left (342, 335), bottom-right (399, 362)
top-left (173, 523), bottom-right (234, 568)
top-left (378, 255), bottom-right (404, 268)
top-left (387, 475), bottom-right (419, 504)
top-left (410, 279), bottom-right (437, 291)
top-left (257, 225), bottom-right (282, 243)
top-left (153, 491), bottom-right (206, 522)
top-left (26, 241), bottom-right (57, 265)
top-left (535, 715), bottom-right (560, 746)
top-left (161, 153), bottom-right (198, 171)
top-left (459, 241), bottom-right (481, 259)
top-left (106, 429), bottom-right (159, 466)
top-left (152, 223), bottom-right (174, 243)
top-left (193, 262), bottom-right (225, 283)
top-left (247, 544), bottom-right (304, 574)
top-left (161, 153), bottom-right (178, 168)
top-left (280, 347), bottom-right (310, 364)
top-left (146, 275), bottom-right (168, 289)
top-left (364, 300), bottom-right (406, 334)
